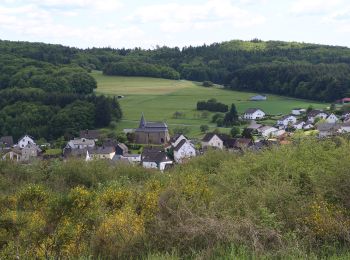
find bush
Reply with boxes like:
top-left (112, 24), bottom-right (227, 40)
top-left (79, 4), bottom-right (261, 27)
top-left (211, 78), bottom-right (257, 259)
top-left (200, 125), bottom-right (209, 133)
top-left (202, 81), bottom-right (214, 87)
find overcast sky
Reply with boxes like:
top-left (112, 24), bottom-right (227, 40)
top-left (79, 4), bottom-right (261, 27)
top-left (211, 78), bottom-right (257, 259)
top-left (1, 0), bottom-right (350, 49)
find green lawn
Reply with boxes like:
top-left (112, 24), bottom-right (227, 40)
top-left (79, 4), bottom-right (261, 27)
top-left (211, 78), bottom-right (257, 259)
top-left (93, 71), bottom-right (328, 137)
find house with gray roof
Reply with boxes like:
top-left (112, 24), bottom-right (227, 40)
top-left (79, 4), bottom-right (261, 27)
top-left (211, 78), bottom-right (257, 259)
top-left (307, 110), bottom-right (328, 123)
top-left (243, 108), bottom-right (266, 120)
top-left (317, 123), bottom-right (341, 138)
top-left (277, 115), bottom-right (297, 127)
top-left (79, 129), bottom-right (100, 141)
top-left (141, 147), bottom-right (173, 171)
top-left (173, 139), bottom-right (196, 163)
top-left (0, 136), bottom-right (14, 150)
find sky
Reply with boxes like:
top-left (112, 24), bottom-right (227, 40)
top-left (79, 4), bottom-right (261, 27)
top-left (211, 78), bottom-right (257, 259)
top-left (0, 0), bottom-right (350, 49)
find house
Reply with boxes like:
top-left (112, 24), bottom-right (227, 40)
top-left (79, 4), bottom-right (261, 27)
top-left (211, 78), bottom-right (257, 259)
top-left (79, 129), bottom-right (100, 141)
top-left (122, 154), bottom-right (142, 163)
top-left (2, 143), bottom-right (41, 162)
top-left (233, 138), bottom-right (254, 149)
top-left (291, 108), bottom-right (306, 116)
top-left (337, 98), bottom-right (350, 105)
top-left (0, 136), bottom-right (14, 149)
top-left (339, 122), bottom-right (350, 133)
top-left (173, 139), bottom-right (196, 163)
top-left (66, 138), bottom-right (95, 150)
top-left (307, 110), bottom-right (328, 123)
top-left (293, 121), bottom-right (305, 130)
top-left (258, 126), bottom-right (279, 138)
top-left (317, 123), bottom-right (341, 138)
top-left (303, 121), bottom-right (314, 130)
top-left (170, 134), bottom-right (188, 148)
top-left (115, 143), bottom-right (129, 156)
top-left (2, 149), bottom-right (22, 161)
top-left (135, 113), bottom-right (170, 145)
top-left (141, 148), bottom-right (173, 171)
top-left (277, 115), bottom-right (297, 127)
top-left (89, 146), bottom-right (116, 160)
top-left (250, 95), bottom-right (267, 101)
top-left (326, 113), bottom-right (339, 123)
top-left (16, 135), bottom-right (36, 148)
top-left (63, 148), bottom-right (89, 159)
top-left (247, 120), bottom-right (262, 131)
top-left (243, 108), bottom-right (266, 120)
top-left (201, 133), bottom-right (224, 150)
top-left (112, 155), bottom-right (132, 165)
top-left (341, 112), bottom-right (350, 119)
top-left (21, 143), bottom-right (42, 161)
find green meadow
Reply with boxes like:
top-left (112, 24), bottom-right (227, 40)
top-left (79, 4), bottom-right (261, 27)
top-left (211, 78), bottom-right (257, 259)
top-left (93, 71), bottom-right (328, 137)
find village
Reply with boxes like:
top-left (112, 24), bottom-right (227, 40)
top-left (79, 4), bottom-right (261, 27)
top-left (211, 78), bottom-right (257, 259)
top-left (1, 97), bottom-right (350, 171)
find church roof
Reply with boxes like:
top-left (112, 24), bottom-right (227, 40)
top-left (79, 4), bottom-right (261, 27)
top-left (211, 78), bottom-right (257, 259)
top-left (136, 113), bottom-right (168, 132)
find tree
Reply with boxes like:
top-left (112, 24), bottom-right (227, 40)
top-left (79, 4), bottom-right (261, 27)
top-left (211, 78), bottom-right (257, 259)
top-left (231, 126), bottom-right (241, 137)
top-left (200, 125), bottom-right (209, 133)
top-left (223, 104), bottom-right (239, 127)
top-left (95, 96), bottom-right (112, 128)
top-left (241, 128), bottom-right (254, 139)
top-left (306, 105), bottom-right (314, 113)
top-left (202, 81), bottom-right (214, 87)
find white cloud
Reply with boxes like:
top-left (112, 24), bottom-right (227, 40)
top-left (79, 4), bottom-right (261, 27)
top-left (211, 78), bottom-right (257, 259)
top-left (290, 0), bottom-right (344, 15)
top-left (0, 2), bottom-right (143, 48)
top-left (4, 0), bottom-right (123, 12)
top-left (129, 0), bottom-right (265, 33)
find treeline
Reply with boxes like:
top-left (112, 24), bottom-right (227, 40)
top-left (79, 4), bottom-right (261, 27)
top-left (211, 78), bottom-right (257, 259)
top-left (103, 61), bottom-right (180, 79)
top-left (3, 39), bottom-right (350, 101)
top-left (0, 88), bottom-right (122, 140)
top-left (197, 98), bottom-right (228, 112)
top-left (229, 62), bottom-right (350, 102)
top-left (1, 138), bottom-right (350, 258)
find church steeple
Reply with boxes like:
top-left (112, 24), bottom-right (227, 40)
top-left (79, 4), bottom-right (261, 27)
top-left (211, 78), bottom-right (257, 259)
top-left (139, 113), bottom-right (146, 128)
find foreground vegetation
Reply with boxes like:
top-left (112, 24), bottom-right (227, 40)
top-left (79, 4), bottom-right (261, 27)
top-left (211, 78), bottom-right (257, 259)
top-left (1, 137), bottom-right (350, 258)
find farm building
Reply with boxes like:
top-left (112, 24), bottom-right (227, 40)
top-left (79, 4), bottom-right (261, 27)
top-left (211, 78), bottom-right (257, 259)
top-left (250, 95), bottom-right (267, 101)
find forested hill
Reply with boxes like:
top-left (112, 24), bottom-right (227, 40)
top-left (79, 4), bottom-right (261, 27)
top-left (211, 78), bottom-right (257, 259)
top-left (0, 40), bottom-right (122, 141)
top-left (2, 39), bottom-right (350, 102)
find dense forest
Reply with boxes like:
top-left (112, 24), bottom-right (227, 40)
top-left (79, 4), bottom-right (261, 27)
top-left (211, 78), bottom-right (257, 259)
top-left (2, 39), bottom-right (350, 103)
top-left (1, 137), bottom-right (350, 258)
top-left (0, 42), bottom-right (122, 141)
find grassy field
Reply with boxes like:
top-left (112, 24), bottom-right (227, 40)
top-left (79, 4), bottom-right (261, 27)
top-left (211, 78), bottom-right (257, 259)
top-left (93, 71), bottom-right (328, 137)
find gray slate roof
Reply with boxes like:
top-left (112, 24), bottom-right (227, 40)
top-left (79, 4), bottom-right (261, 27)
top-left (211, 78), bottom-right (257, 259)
top-left (136, 113), bottom-right (168, 132)
top-left (308, 110), bottom-right (328, 117)
top-left (173, 139), bottom-right (187, 152)
top-left (279, 115), bottom-right (296, 121)
top-left (79, 130), bottom-right (100, 140)
top-left (90, 146), bottom-right (115, 155)
top-left (0, 136), bottom-right (14, 147)
top-left (244, 108), bottom-right (263, 114)
top-left (317, 123), bottom-right (340, 132)
top-left (142, 150), bottom-right (171, 163)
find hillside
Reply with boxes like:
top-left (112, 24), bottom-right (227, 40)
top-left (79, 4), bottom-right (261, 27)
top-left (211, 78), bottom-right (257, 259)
top-left (93, 71), bottom-right (327, 136)
top-left (2, 39), bottom-right (350, 102)
top-left (1, 137), bottom-right (350, 258)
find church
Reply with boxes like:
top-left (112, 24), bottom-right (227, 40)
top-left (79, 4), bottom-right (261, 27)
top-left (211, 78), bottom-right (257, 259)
top-left (135, 114), bottom-right (170, 145)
